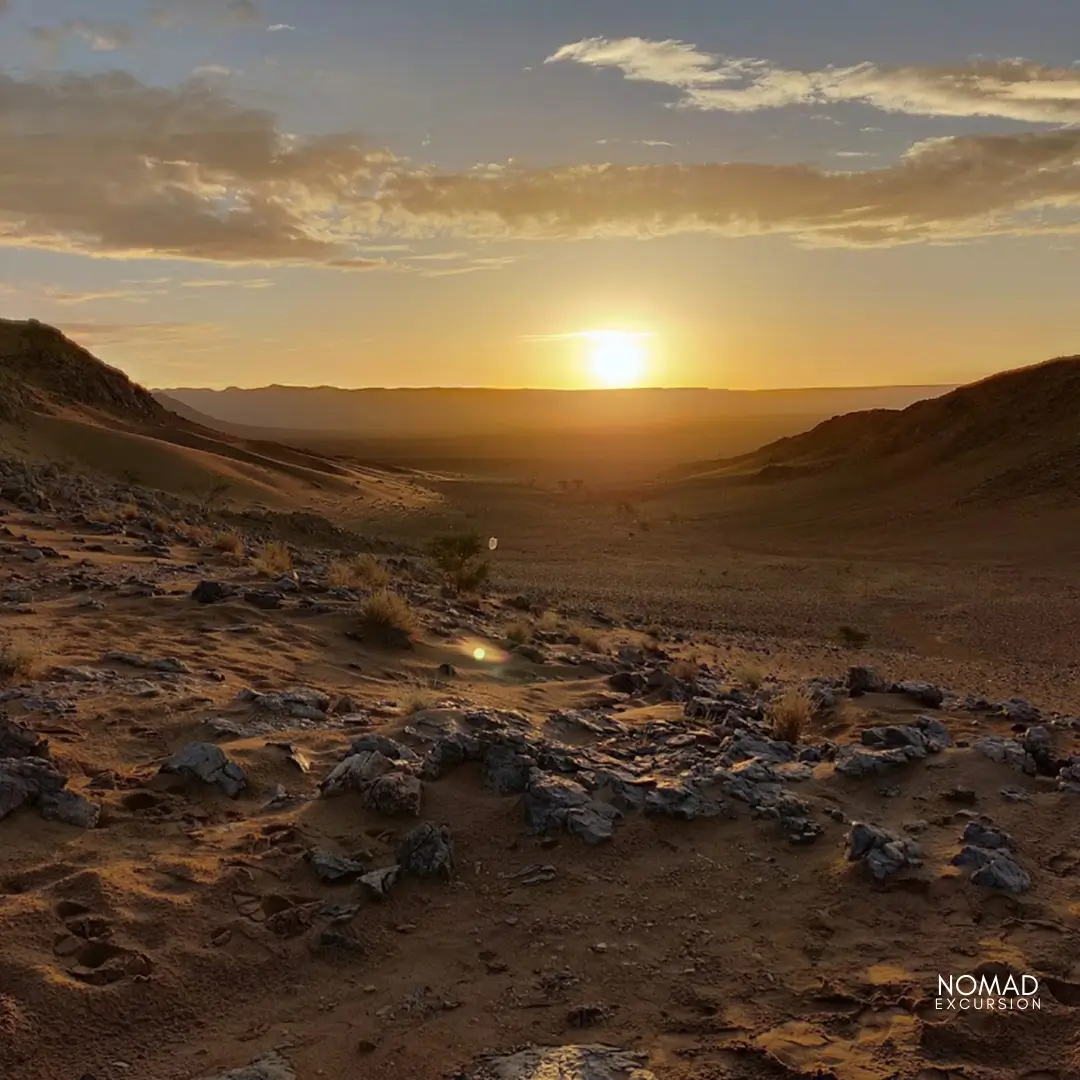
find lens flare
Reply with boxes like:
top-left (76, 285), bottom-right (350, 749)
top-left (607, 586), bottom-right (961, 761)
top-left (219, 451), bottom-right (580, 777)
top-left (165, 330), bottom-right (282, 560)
top-left (473, 647), bottom-right (487, 661)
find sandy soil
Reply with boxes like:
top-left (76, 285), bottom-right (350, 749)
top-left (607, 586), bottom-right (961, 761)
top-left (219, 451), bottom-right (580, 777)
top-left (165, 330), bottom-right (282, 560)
top-left (2, 483), bottom-right (1080, 1080)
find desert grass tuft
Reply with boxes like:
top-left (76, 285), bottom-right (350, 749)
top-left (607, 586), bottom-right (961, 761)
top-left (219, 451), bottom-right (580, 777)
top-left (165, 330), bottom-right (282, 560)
top-left (253, 540), bottom-right (292, 576)
top-left (213, 530), bottom-right (245, 557)
top-left (401, 688), bottom-right (437, 714)
top-left (328, 553), bottom-right (389, 590)
top-left (735, 662), bottom-right (766, 690)
top-left (358, 589), bottom-right (416, 648)
top-left (0, 637), bottom-right (42, 682)
top-left (537, 610), bottom-right (560, 633)
top-left (120, 501), bottom-right (141, 522)
top-left (670, 656), bottom-right (701, 681)
top-left (768, 687), bottom-right (813, 744)
top-left (505, 618), bottom-right (533, 645)
top-left (576, 626), bottom-right (607, 654)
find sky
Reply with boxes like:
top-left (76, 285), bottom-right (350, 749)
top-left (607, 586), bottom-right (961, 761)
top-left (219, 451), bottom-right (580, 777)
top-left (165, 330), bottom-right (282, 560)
top-left (0, 0), bottom-right (1078, 391)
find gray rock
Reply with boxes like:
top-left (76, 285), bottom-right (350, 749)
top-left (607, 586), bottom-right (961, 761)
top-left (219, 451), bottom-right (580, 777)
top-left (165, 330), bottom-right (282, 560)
top-left (398, 822), bottom-right (455, 880)
top-left (38, 790), bottom-right (101, 828)
top-left (359, 865), bottom-right (400, 900)
top-left (644, 782), bottom-right (725, 821)
top-left (0, 718), bottom-right (49, 759)
top-left (962, 821), bottom-right (1013, 849)
top-left (846, 822), bottom-right (923, 880)
top-left (21, 547), bottom-right (44, 563)
top-left (1059, 760), bottom-right (1080, 793)
top-left (1001, 699), bottom-right (1041, 725)
top-left (191, 580), bottom-right (232, 604)
top-left (466, 1044), bottom-right (655, 1080)
top-left (890, 681), bottom-right (944, 709)
top-left (974, 737), bottom-right (1037, 775)
top-left (483, 745), bottom-right (535, 794)
top-left (319, 750), bottom-right (395, 796)
top-left (307, 848), bottom-right (368, 883)
top-left (348, 734), bottom-right (419, 762)
top-left (160, 742), bottom-right (246, 797)
top-left (196, 1051), bottom-right (296, 1080)
top-left (835, 744), bottom-right (920, 777)
top-left (0, 756), bottom-right (69, 820)
top-left (362, 771), bottom-right (423, 817)
top-left (953, 846), bottom-right (1030, 892)
top-left (847, 666), bottom-right (887, 694)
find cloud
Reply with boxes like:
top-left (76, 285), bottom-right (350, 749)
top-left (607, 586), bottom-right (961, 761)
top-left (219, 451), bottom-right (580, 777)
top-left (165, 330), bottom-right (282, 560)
top-left (152, 0), bottom-right (261, 29)
top-left (3, 68), bottom-right (1080, 264)
top-left (180, 277), bottom-right (274, 288)
top-left (30, 20), bottom-right (135, 52)
top-left (41, 286), bottom-right (167, 304)
top-left (268, 24), bottom-right (295, 32)
top-left (547, 37), bottom-right (1080, 124)
top-left (192, 64), bottom-right (235, 77)
top-left (0, 70), bottom-right (391, 267)
top-left (376, 129), bottom-right (1080, 247)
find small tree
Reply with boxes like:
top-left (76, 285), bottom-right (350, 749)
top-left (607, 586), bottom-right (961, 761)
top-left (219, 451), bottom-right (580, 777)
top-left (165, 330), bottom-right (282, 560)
top-left (426, 529), bottom-right (490, 595)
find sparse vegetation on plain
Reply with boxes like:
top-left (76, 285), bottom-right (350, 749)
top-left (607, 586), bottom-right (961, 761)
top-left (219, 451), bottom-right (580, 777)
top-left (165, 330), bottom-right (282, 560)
top-left (736, 662), bottom-right (766, 690)
top-left (358, 589), bottom-right (416, 647)
top-left (505, 618), bottom-right (533, 644)
top-left (253, 540), bottom-right (292, 576)
top-left (328, 553), bottom-right (389, 589)
top-left (426, 529), bottom-right (491, 595)
top-left (213, 530), bottom-right (245, 557)
top-left (0, 637), bottom-right (41, 682)
top-left (768, 687), bottom-right (813, 744)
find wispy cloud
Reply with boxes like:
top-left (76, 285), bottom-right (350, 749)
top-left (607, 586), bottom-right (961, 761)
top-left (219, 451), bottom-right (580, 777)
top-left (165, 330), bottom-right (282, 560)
top-left (191, 64), bottom-right (235, 77)
top-left (547, 37), bottom-right (1080, 124)
top-left (180, 277), bottom-right (274, 288)
top-left (267, 23), bottom-right (295, 32)
top-left (54, 321), bottom-right (230, 351)
top-left (41, 286), bottom-right (167, 304)
top-left (30, 20), bottom-right (135, 52)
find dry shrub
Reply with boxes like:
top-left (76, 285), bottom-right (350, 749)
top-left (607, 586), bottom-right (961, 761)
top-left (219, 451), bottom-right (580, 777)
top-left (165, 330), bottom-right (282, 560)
top-left (328, 553), bottom-right (388, 590)
top-left (152, 516), bottom-right (170, 535)
top-left (768, 688), bottom-right (813, 744)
top-left (670, 656), bottom-right (701, 681)
top-left (213, 530), bottom-right (245, 557)
top-left (537, 610), bottom-right (560, 633)
top-left (505, 618), bottom-right (533, 645)
top-left (254, 540), bottom-right (292, 576)
top-left (426, 530), bottom-right (490, 595)
top-left (576, 626), bottom-right (607, 654)
top-left (120, 502), bottom-right (140, 521)
top-left (359, 589), bottom-right (415, 648)
top-left (0, 637), bottom-right (42, 682)
top-left (180, 523), bottom-right (213, 546)
top-left (735, 662), bottom-right (766, 690)
top-left (401, 688), bottom-right (437, 715)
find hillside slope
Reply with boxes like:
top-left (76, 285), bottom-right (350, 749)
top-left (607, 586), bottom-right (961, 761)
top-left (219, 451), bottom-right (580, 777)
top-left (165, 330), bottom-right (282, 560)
top-left (669, 355), bottom-right (1080, 502)
top-left (0, 319), bottom-right (432, 512)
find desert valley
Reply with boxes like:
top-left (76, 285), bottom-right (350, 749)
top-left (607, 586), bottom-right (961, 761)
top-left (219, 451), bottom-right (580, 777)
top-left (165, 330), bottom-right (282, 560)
top-left (3, 2), bottom-right (1080, 1077)
top-left (2, 317), bottom-right (1080, 1080)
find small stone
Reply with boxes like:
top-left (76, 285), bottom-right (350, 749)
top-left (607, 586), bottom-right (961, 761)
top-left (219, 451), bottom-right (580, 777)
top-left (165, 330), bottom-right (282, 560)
top-left (160, 742), bottom-right (246, 797)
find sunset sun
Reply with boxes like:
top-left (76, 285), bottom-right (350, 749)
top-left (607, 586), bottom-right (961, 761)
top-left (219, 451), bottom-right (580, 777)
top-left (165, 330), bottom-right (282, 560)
top-left (585, 331), bottom-right (650, 388)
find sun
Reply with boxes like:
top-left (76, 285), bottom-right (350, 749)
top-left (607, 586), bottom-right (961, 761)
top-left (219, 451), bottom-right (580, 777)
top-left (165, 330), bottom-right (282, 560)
top-left (585, 331), bottom-right (649, 388)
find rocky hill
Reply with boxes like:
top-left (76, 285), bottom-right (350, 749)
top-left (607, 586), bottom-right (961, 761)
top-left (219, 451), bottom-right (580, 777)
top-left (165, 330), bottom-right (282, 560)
top-left (0, 319), bottom-right (168, 424)
top-left (669, 354), bottom-right (1080, 501)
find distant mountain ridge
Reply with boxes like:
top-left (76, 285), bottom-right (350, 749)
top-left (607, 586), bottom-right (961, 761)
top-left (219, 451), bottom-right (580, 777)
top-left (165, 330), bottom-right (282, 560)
top-left (156, 383), bottom-right (953, 436)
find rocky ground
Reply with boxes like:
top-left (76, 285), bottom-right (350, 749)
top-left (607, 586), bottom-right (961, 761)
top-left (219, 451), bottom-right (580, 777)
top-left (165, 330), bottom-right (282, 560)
top-left (1, 456), bottom-right (1079, 1080)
